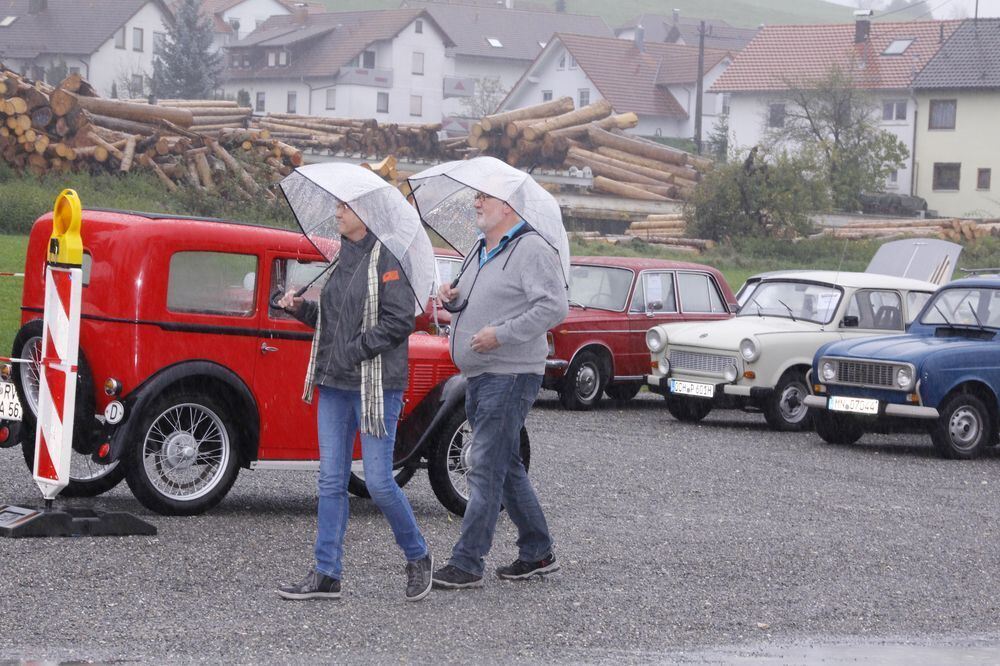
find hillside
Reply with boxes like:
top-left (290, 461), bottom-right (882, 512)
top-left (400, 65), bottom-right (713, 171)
top-left (316, 0), bottom-right (929, 29)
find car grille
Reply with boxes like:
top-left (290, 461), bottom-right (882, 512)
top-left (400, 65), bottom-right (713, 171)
top-left (408, 362), bottom-right (456, 396)
top-left (669, 350), bottom-right (735, 375)
top-left (836, 361), bottom-right (895, 388)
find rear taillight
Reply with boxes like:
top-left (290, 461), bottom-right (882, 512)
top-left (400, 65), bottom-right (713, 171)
top-left (0, 426), bottom-right (9, 444)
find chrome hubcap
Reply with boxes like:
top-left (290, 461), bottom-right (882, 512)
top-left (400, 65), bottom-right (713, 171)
top-left (163, 432), bottom-right (199, 471)
top-left (575, 363), bottom-right (600, 401)
top-left (949, 407), bottom-right (981, 450)
top-left (779, 383), bottom-right (808, 423)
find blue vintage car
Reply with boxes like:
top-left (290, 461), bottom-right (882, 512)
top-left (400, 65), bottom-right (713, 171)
top-left (805, 277), bottom-right (1000, 458)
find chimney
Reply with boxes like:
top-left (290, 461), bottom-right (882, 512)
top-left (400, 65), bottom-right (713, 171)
top-left (854, 9), bottom-right (873, 44)
top-left (672, 8), bottom-right (680, 24)
top-left (291, 2), bottom-right (308, 25)
top-left (635, 24), bottom-right (645, 52)
top-left (28, 0), bottom-right (46, 14)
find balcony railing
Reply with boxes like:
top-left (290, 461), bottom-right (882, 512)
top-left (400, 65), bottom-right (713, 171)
top-left (337, 67), bottom-right (393, 88)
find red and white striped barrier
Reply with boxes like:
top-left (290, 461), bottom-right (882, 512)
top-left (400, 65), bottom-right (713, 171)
top-left (32, 190), bottom-right (84, 500)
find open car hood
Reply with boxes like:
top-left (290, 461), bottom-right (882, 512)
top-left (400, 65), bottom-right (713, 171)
top-left (865, 238), bottom-right (962, 286)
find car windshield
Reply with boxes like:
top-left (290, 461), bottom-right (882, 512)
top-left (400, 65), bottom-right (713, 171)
top-left (737, 281), bottom-right (841, 324)
top-left (568, 265), bottom-right (633, 311)
top-left (920, 287), bottom-right (1000, 328)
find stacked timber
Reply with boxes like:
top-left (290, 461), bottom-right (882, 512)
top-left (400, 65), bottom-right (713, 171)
top-left (624, 213), bottom-right (715, 253)
top-left (250, 113), bottom-right (446, 159)
top-left (824, 218), bottom-right (1000, 241)
top-left (0, 67), bottom-right (301, 191)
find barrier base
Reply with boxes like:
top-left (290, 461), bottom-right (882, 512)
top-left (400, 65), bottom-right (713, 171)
top-left (0, 504), bottom-right (157, 538)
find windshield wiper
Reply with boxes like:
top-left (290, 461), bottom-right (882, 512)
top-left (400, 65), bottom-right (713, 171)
top-left (933, 302), bottom-right (954, 326)
top-left (776, 298), bottom-right (796, 321)
top-left (967, 302), bottom-right (987, 331)
top-left (569, 298), bottom-right (587, 310)
top-left (749, 297), bottom-right (763, 318)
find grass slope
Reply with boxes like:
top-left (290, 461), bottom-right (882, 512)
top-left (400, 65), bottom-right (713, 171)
top-left (0, 236), bottom-right (28, 356)
top-left (316, 0), bottom-right (926, 28)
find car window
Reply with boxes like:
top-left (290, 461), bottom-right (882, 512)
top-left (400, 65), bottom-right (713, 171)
top-left (630, 271), bottom-right (676, 313)
top-left (167, 251), bottom-right (257, 316)
top-left (906, 291), bottom-right (932, 323)
top-left (569, 265), bottom-right (633, 311)
top-left (921, 287), bottom-right (1000, 328)
top-left (269, 257), bottom-right (329, 320)
top-left (738, 281), bottom-right (841, 323)
top-left (846, 290), bottom-right (903, 330)
top-left (677, 272), bottom-right (726, 313)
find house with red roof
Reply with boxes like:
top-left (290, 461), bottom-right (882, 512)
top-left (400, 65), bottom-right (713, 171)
top-left (221, 9), bottom-right (456, 123)
top-left (496, 32), bottom-right (733, 141)
top-left (710, 14), bottom-right (960, 197)
top-left (170, 0), bottom-right (324, 51)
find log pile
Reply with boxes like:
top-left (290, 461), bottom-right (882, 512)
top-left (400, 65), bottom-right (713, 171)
top-left (624, 213), bottom-right (715, 253)
top-left (823, 218), bottom-right (1000, 241)
top-left (0, 67), bottom-right (301, 193)
top-left (468, 97), bottom-right (712, 203)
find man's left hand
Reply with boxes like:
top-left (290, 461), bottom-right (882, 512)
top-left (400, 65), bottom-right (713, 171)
top-left (470, 326), bottom-right (500, 352)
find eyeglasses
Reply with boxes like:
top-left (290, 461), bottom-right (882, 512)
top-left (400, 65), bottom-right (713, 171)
top-left (473, 192), bottom-right (494, 203)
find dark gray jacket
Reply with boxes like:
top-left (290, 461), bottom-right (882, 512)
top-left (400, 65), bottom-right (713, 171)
top-left (297, 232), bottom-right (414, 391)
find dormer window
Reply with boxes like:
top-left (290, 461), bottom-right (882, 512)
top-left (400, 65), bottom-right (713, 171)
top-left (0, 16), bottom-right (17, 27)
top-left (267, 51), bottom-right (276, 67)
top-left (363, 50), bottom-right (375, 68)
top-left (486, 38), bottom-right (503, 48)
top-left (883, 39), bottom-right (913, 55)
top-left (278, 50), bottom-right (288, 66)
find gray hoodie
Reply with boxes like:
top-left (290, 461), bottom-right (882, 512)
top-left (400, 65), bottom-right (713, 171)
top-left (297, 231), bottom-right (414, 391)
top-left (449, 230), bottom-right (568, 377)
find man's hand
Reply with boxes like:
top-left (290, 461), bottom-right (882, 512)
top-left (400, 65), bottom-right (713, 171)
top-left (470, 326), bottom-right (500, 352)
top-left (438, 282), bottom-right (459, 304)
top-left (277, 289), bottom-right (303, 314)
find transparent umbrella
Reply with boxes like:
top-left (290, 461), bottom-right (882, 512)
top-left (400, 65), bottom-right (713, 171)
top-left (407, 156), bottom-right (570, 285)
top-left (280, 163), bottom-right (435, 315)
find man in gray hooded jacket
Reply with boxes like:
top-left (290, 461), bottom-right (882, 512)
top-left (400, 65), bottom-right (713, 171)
top-left (276, 201), bottom-right (433, 602)
top-left (432, 190), bottom-right (568, 589)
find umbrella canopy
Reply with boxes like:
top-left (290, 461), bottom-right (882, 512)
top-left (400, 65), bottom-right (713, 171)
top-left (280, 163), bottom-right (435, 315)
top-left (407, 156), bottom-right (570, 284)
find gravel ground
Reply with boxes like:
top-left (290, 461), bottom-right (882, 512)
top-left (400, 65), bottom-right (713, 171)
top-left (1, 391), bottom-right (1000, 664)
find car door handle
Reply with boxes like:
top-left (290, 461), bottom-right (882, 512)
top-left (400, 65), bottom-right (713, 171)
top-left (260, 342), bottom-right (279, 354)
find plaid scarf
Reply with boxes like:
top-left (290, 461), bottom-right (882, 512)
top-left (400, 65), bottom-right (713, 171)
top-left (360, 242), bottom-right (385, 436)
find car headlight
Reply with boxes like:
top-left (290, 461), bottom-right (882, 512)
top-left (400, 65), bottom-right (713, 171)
top-left (739, 337), bottom-right (759, 362)
top-left (896, 366), bottom-right (914, 390)
top-left (647, 328), bottom-right (667, 353)
top-left (723, 363), bottom-right (738, 382)
top-left (821, 360), bottom-right (837, 382)
top-left (658, 357), bottom-right (670, 376)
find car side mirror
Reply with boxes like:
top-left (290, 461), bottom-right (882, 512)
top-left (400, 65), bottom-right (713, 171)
top-left (646, 301), bottom-right (662, 314)
top-left (841, 315), bottom-right (859, 328)
top-left (729, 303), bottom-right (740, 314)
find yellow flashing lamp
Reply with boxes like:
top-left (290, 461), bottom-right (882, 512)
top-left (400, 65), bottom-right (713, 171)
top-left (48, 189), bottom-right (83, 267)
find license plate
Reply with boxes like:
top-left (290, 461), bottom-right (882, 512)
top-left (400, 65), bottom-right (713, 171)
top-left (828, 395), bottom-right (879, 415)
top-left (669, 379), bottom-right (715, 398)
top-left (0, 382), bottom-right (22, 422)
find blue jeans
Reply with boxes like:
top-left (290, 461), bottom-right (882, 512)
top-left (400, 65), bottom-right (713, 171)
top-left (314, 385), bottom-right (428, 580)
top-left (449, 373), bottom-right (553, 576)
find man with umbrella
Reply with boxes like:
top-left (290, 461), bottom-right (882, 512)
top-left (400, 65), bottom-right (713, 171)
top-left (275, 163), bottom-right (436, 602)
top-left (408, 157), bottom-right (569, 589)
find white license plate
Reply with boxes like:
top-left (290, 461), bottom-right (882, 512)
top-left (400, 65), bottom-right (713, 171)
top-left (0, 382), bottom-right (22, 422)
top-left (828, 395), bottom-right (879, 415)
top-left (669, 379), bottom-right (715, 398)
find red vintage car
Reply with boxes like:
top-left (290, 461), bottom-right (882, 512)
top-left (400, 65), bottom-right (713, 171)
top-left (545, 257), bottom-right (737, 409)
top-left (0, 210), bottom-right (526, 516)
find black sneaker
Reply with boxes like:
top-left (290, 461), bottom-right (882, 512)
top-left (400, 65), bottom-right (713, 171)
top-left (405, 553), bottom-right (434, 602)
top-left (276, 570), bottom-right (341, 600)
top-left (432, 564), bottom-right (484, 590)
top-left (496, 553), bottom-right (560, 580)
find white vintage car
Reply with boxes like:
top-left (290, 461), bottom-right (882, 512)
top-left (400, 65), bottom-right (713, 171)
top-left (645, 270), bottom-right (942, 430)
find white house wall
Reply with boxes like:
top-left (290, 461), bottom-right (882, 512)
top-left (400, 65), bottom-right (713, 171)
top-left (499, 44), bottom-right (595, 112)
top-left (87, 1), bottom-right (170, 97)
top-left (726, 91), bottom-right (915, 195)
top-left (219, 0), bottom-right (289, 43)
top-left (444, 55), bottom-right (528, 117)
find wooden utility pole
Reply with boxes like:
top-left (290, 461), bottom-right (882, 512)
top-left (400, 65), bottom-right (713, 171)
top-left (694, 20), bottom-right (706, 155)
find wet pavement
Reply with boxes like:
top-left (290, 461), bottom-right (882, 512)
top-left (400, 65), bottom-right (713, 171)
top-left (1, 392), bottom-right (999, 664)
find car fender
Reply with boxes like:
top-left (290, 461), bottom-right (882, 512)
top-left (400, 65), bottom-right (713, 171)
top-left (105, 360), bottom-right (259, 466)
top-left (564, 342), bottom-right (615, 377)
top-left (411, 373), bottom-right (467, 457)
top-left (920, 353), bottom-right (1000, 410)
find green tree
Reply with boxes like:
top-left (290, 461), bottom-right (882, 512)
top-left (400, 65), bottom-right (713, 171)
top-left (458, 76), bottom-right (508, 118)
top-left (236, 89), bottom-right (251, 108)
top-left (686, 147), bottom-right (829, 241)
top-left (705, 112), bottom-right (730, 163)
top-left (152, 0), bottom-right (222, 99)
top-left (765, 64), bottom-right (908, 211)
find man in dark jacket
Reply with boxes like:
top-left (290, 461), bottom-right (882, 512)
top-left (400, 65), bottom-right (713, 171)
top-left (276, 201), bottom-right (433, 602)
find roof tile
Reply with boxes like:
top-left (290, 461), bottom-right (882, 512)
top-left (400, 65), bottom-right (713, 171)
top-left (914, 18), bottom-right (1000, 89)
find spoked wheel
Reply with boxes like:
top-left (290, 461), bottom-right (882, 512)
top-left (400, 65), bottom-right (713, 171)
top-left (125, 392), bottom-right (240, 515)
top-left (763, 370), bottom-right (813, 432)
top-left (13, 320), bottom-right (124, 497)
top-left (427, 404), bottom-right (530, 517)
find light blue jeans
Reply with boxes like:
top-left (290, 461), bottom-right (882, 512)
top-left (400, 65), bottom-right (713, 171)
top-left (314, 385), bottom-right (428, 580)
top-left (449, 373), bottom-right (553, 577)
